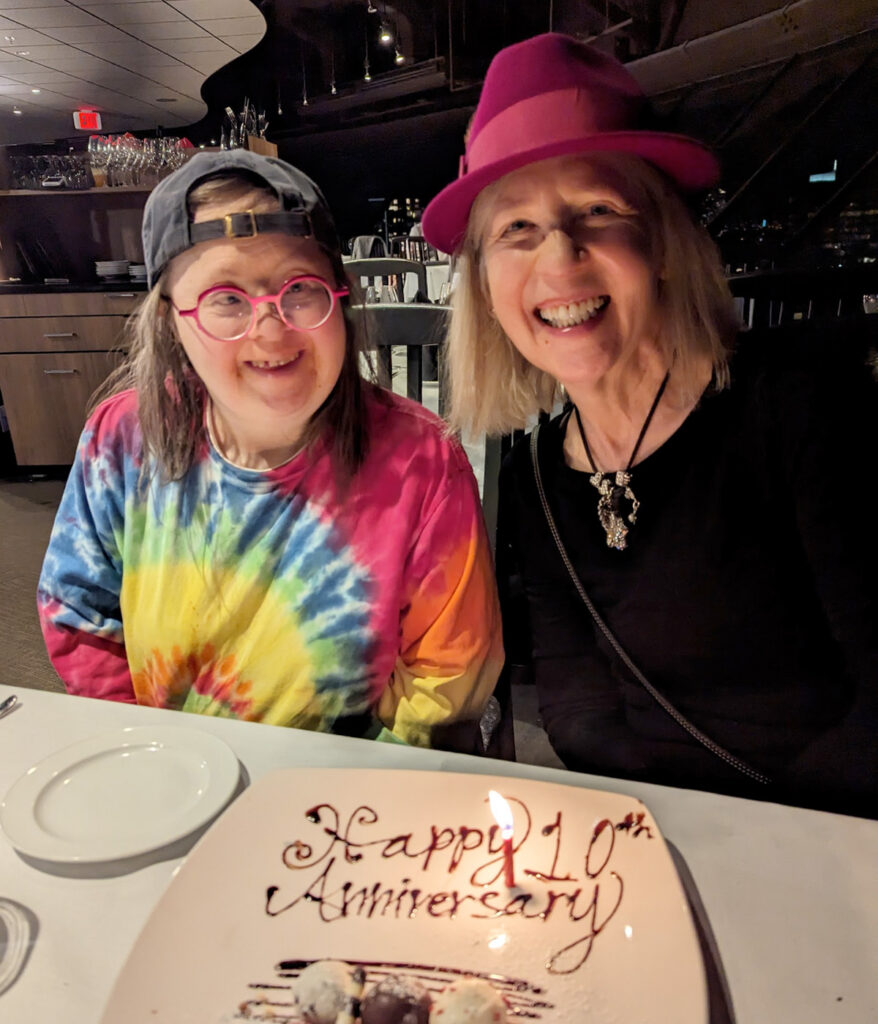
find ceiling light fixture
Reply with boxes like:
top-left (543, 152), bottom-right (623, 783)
top-left (366, 0), bottom-right (377, 12)
top-left (15, 50), bottom-right (30, 57)
top-left (3, 35), bottom-right (14, 43)
top-left (330, 46), bottom-right (337, 95)
top-left (363, 30), bottom-right (371, 82)
top-left (12, 107), bottom-right (22, 115)
top-left (31, 88), bottom-right (40, 94)
top-left (379, 23), bottom-right (392, 44)
top-left (394, 48), bottom-right (405, 65)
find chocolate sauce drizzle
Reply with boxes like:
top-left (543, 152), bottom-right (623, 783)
top-left (234, 799), bottom-right (657, 1021)
top-left (235, 959), bottom-right (554, 1021)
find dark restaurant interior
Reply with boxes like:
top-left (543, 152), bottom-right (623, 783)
top-left (0, 0), bottom-right (876, 749)
top-left (2, 6), bottom-right (878, 1021)
top-left (1, 1), bottom-right (876, 264)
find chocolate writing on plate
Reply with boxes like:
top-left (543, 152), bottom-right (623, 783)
top-left (264, 797), bottom-right (653, 975)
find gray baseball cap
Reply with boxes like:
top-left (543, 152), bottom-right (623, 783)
top-left (141, 149), bottom-right (340, 287)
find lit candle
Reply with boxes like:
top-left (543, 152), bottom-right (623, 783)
top-left (488, 789), bottom-right (515, 888)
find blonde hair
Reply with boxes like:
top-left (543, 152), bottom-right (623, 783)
top-left (92, 174), bottom-right (374, 483)
top-left (444, 151), bottom-right (738, 438)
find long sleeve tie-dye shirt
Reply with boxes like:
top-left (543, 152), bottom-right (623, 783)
top-left (37, 387), bottom-right (503, 746)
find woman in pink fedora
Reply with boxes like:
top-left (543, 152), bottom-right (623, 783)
top-left (423, 33), bottom-right (878, 815)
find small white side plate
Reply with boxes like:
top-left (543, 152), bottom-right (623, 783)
top-left (0, 725), bottom-right (239, 863)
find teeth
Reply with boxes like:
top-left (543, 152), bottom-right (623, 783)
top-left (537, 296), bottom-right (609, 328)
top-left (249, 357), bottom-right (298, 369)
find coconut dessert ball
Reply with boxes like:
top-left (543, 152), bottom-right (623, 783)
top-left (360, 974), bottom-right (431, 1024)
top-left (293, 959), bottom-right (363, 1024)
top-left (429, 978), bottom-right (507, 1023)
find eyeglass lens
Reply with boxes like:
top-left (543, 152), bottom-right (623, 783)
top-left (197, 278), bottom-right (334, 339)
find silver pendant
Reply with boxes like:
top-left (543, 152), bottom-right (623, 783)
top-left (590, 470), bottom-right (639, 551)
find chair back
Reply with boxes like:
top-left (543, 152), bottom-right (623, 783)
top-left (346, 257), bottom-right (428, 302)
top-left (348, 235), bottom-right (386, 258)
top-left (354, 302), bottom-right (449, 407)
top-left (389, 236), bottom-right (435, 262)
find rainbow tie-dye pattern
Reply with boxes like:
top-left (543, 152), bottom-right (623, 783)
top-left (38, 388), bottom-right (503, 746)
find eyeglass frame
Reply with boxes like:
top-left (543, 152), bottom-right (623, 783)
top-left (170, 274), bottom-right (350, 341)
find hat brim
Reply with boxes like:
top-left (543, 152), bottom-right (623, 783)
top-left (422, 131), bottom-right (719, 255)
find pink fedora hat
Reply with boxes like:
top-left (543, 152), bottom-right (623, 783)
top-left (422, 33), bottom-right (719, 254)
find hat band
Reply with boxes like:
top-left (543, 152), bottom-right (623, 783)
top-left (464, 86), bottom-right (638, 176)
top-left (189, 209), bottom-right (312, 246)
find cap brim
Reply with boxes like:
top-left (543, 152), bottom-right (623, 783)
top-left (422, 132), bottom-right (719, 255)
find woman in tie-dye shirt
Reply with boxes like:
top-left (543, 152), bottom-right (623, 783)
top-left (38, 150), bottom-right (502, 749)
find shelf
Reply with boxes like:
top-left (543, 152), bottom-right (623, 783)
top-left (0, 186), bottom-right (151, 196)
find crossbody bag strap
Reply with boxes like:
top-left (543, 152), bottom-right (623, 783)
top-left (530, 424), bottom-right (771, 786)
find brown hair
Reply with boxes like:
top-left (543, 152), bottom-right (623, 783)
top-left (444, 151), bottom-right (738, 438)
top-left (92, 175), bottom-right (373, 482)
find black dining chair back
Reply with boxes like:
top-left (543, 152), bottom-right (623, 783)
top-left (357, 302), bottom-right (449, 407)
top-left (345, 257), bottom-right (428, 302)
top-left (389, 236), bottom-right (436, 262)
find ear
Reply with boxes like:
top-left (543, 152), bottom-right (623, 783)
top-left (157, 296), bottom-right (174, 327)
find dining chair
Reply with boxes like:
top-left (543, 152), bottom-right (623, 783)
top-left (389, 236), bottom-right (436, 262)
top-left (358, 302), bottom-right (449, 408)
top-left (348, 235), bottom-right (387, 259)
top-left (345, 257), bottom-right (428, 303)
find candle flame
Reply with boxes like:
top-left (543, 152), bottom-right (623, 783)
top-left (488, 789), bottom-right (514, 837)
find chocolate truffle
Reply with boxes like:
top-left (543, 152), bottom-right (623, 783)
top-left (360, 974), bottom-right (431, 1024)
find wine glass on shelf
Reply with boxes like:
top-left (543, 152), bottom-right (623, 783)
top-left (118, 134), bottom-right (137, 186)
top-left (155, 137), bottom-right (174, 179)
top-left (172, 138), bottom-right (194, 170)
top-left (140, 138), bottom-right (159, 187)
top-left (104, 135), bottom-right (121, 186)
top-left (87, 135), bottom-right (107, 187)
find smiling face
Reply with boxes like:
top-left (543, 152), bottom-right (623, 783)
top-left (164, 197), bottom-right (347, 464)
top-left (479, 154), bottom-right (663, 395)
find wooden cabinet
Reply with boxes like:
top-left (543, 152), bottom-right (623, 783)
top-left (0, 290), bottom-right (140, 465)
top-left (0, 149), bottom-right (149, 466)
top-left (0, 350), bottom-right (125, 465)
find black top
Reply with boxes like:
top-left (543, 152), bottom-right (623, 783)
top-left (498, 325), bottom-right (878, 816)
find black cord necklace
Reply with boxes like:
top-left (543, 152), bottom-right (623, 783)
top-left (573, 370), bottom-right (670, 551)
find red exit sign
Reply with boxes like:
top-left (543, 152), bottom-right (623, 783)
top-left (73, 109), bottom-right (102, 130)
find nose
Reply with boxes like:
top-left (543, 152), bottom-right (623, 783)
top-left (249, 297), bottom-right (287, 339)
top-left (535, 226), bottom-right (585, 274)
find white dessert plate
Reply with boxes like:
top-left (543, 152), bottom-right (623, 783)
top-left (100, 768), bottom-right (708, 1023)
top-left (0, 725), bottom-right (239, 864)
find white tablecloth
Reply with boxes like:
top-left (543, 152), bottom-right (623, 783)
top-left (0, 683), bottom-right (876, 1023)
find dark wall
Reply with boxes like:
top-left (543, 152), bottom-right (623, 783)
top-left (276, 105), bottom-right (472, 240)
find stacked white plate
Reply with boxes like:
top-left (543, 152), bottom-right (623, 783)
top-left (95, 259), bottom-right (129, 280)
top-left (129, 264), bottom-right (147, 282)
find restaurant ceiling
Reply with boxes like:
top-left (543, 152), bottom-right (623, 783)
top-left (0, 0), bottom-right (875, 241)
top-left (0, 0), bottom-right (874, 150)
top-left (0, 0), bottom-right (265, 144)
